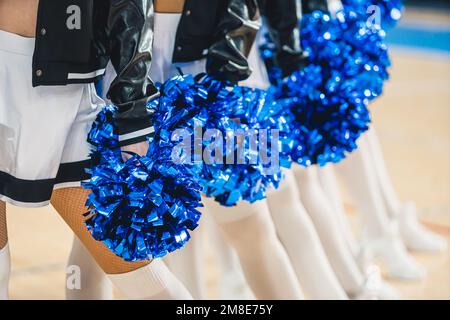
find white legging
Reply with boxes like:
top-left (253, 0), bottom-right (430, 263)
top-left (204, 197), bottom-right (305, 300)
top-left (65, 236), bottom-right (193, 300)
top-left (66, 198), bottom-right (304, 300)
top-left (293, 166), bottom-right (365, 295)
top-left (66, 237), bottom-right (113, 300)
top-left (266, 171), bottom-right (348, 299)
top-left (163, 222), bottom-right (207, 300)
top-left (365, 128), bottom-right (402, 217)
top-left (317, 165), bottom-right (359, 257)
top-left (0, 244), bottom-right (9, 300)
top-left (334, 136), bottom-right (392, 239)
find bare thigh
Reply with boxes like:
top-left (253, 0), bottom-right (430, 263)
top-left (50, 187), bottom-right (150, 274)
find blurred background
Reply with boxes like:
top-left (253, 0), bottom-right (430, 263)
top-left (5, 0), bottom-right (450, 299)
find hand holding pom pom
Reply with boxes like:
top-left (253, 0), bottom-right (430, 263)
top-left (260, 8), bottom-right (382, 166)
top-left (154, 74), bottom-right (293, 206)
top-left (83, 105), bottom-right (203, 261)
top-left (268, 65), bottom-right (371, 166)
top-left (121, 141), bottom-right (149, 160)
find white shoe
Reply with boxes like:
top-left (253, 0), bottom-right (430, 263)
top-left (365, 224), bottom-right (426, 281)
top-left (365, 265), bottom-right (401, 300)
top-left (0, 245), bottom-right (10, 300)
top-left (218, 271), bottom-right (254, 300)
top-left (377, 281), bottom-right (401, 300)
top-left (352, 265), bottom-right (401, 300)
top-left (399, 202), bottom-right (448, 253)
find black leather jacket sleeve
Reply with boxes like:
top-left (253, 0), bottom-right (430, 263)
top-left (106, 0), bottom-right (157, 140)
top-left (206, 0), bottom-right (260, 84)
top-left (301, 0), bottom-right (330, 14)
top-left (259, 0), bottom-right (308, 77)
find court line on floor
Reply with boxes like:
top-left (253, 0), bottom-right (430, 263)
top-left (387, 21), bottom-right (450, 55)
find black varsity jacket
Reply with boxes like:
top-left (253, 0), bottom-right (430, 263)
top-left (175, 0), bottom-right (260, 83)
top-left (258, 0), bottom-right (305, 77)
top-left (32, 0), bottom-right (260, 145)
top-left (34, 0), bottom-right (156, 145)
top-left (258, 0), bottom-right (330, 77)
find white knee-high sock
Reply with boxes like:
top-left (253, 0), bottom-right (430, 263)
top-left (108, 259), bottom-right (193, 300)
top-left (316, 165), bottom-right (359, 256)
top-left (366, 128), bottom-right (447, 252)
top-left (334, 142), bottom-right (426, 280)
top-left (206, 214), bottom-right (243, 278)
top-left (266, 171), bottom-right (348, 300)
top-left (163, 223), bottom-right (207, 300)
top-left (205, 214), bottom-right (252, 300)
top-left (365, 129), bottom-right (402, 217)
top-left (0, 244), bottom-right (10, 300)
top-left (66, 237), bottom-right (113, 300)
top-left (315, 166), bottom-right (402, 298)
top-left (335, 142), bottom-right (392, 239)
top-left (205, 197), bottom-right (304, 300)
top-left (294, 166), bottom-right (365, 295)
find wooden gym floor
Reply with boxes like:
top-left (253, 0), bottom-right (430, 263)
top-left (3, 7), bottom-right (450, 300)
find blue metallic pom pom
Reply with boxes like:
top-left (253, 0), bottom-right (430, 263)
top-left (83, 105), bottom-right (203, 261)
top-left (267, 65), bottom-right (371, 166)
top-left (262, 8), bottom-right (391, 100)
top-left (342, 0), bottom-right (404, 29)
top-left (302, 9), bottom-right (391, 101)
top-left (154, 74), bottom-right (292, 206)
top-left (261, 9), bottom-right (383, 166)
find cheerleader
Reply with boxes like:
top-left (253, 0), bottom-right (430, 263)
top-left (138, 0), bottom-right (380, 300)
top-left (0, 0), bottom-right (192, 300)
top-left (362, 129), bottom-right (447, 254)
top-left (289, 0), bottom-right (380, 297)
top-left (259, 0), bottom-right (400, 298)
top-left (332, 133), bottom-right (442, 279)
top-left (66, 0), bottom-right (395, 300)
top-left (249, 0), bottom-right (349, 299)
top-left (128, 1), bottom-right (301, 299)
top-left (320, 0), bottom-right (446, 279)
top-left (65, 0), bottom-right (304, 300)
